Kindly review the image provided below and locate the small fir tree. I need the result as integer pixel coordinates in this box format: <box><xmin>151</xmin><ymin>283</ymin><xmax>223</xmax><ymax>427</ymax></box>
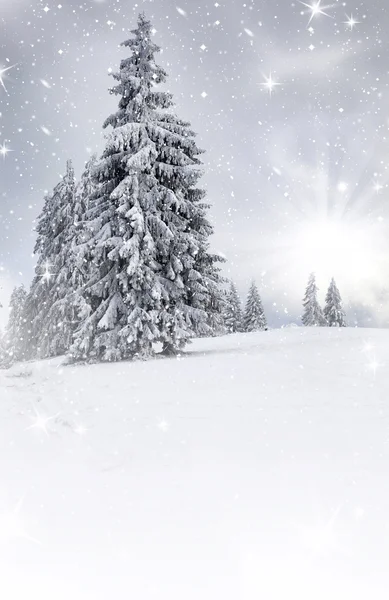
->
<box><xmin>224</xmin><ymin>281</ymin><xmax>243</xmax><ymax>333</ymax></box>
<box><xmin>0</xmin><ymin>329</ymin><xmax>10</xmax><ymax>369</ymax></box>
<box><xmin>324</xmin><ymin>278</ymin><xmax>346</xmax><ymax>327</ymax></box>
<box><xmin>302</xmin><ymin>273</ymin><xmax>327</xmax><ymax>326</ymax></box>
<box><xmin>70</xmin><ymin>14</ymin><xmax>224</xmax><ymax>362</ymax></box>
<box><xmin>6</xmin><ymin>284</ymin><xmax>28</xmax><ymax>361</ymax></box>
<box><xmin>243</xmin><ymin>281</ymin><xmax>267</xmax><ymax>332</ymax></box>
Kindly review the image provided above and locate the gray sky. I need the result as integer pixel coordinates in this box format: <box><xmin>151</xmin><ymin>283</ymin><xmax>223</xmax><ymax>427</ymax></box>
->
<box><xmin>1</xmin><ymin>0</ymin><xmax>389</xmax><ymax>327</ymax></box>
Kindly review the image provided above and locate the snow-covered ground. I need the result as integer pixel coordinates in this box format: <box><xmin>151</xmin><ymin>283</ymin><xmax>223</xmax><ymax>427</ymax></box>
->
<box><xmin>1</xmin><ymin>327</ymin><xmax>389</xmax><ymax>599</ymax></box>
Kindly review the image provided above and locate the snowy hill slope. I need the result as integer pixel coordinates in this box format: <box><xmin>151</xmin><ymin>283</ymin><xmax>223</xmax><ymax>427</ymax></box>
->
<box><xmin>1</xmin><ymin>327</ymin><xmax>389</xmax><ymax>599</ymax></box>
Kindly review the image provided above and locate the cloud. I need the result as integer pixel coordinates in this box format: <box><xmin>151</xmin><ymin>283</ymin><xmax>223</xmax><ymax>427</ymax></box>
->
<box><xmin>268</xmin><ymin>44</ymin><xmax>365</xmax><ymax>82</ymax></box>
<box><xmin>1</xmin><ymin>0</ymin><xmax>30</xmax><ymax>14</ymax></box>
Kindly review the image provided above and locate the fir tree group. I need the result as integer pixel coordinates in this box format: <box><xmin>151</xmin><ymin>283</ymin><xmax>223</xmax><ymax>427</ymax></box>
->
<box><xmin>223</xmin><ymin>280</ymin><xmax>267</xmax><ymax>334</ymax></box>
<box><xmin>5</xmin><ymin>14</ymin><xmax>224</xmax><ymax>365</ymax></box>
<box><xmin>302</xmin><ymin>273</ymin><xmax>347</xmax><ymax>327</ymax></box>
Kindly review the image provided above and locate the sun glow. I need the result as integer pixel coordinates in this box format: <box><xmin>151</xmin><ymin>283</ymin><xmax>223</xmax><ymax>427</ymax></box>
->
<box><xmin>291</xmin><ymin>218</ymin><xmax>371</xmax><ymax>282</ymax></box>
<box><xmin>257</xmin><ymin>126</ymin><xmax>389</xmax><ymax>325</ymax></box>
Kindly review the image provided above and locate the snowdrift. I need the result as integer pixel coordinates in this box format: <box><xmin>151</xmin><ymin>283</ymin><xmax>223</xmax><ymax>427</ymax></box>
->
<box><xmin>1</xmin><ymin>327</ymin><xmax>388</xmax><ymax>599</ymax></box>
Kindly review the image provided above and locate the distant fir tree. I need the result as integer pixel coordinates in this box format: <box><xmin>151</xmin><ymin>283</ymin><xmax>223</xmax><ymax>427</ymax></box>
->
<box><xmin>243</xmin><ymin>281</ymin><xmax>267</xmax><ymax>332</ymax></box>
<box><xmin>302</xmin><ymin>273</ymin><xmax>327</xmax><ymax>326</ymax></box>
<box><xmin>25</xmin><ymin>160</ymin><xmax>79</xmax><ymax>358</ymax></box>
<box><xmin>70</xmin><ymin>14</ymin><xmax>224</xmax><ymax>362</ymax></box>
<box><xmin>324</xmin><ymin>278</ymin><xmax>346</xmax><ymax>327</ymax></box>
<box><xmin>224</xmin><ymin>281</ymin><xmax>243</xmax><ymax>333</ymax></box>
<box><xmin>6</xmin><ymin>284</ymin><xmax>28</xmax><ymax>361</ymax></box>
<box><xmin>0</xmin><ymin>329</ymin><xmax>10</xmax><ymax>369</ymax></box>
<box><xmin>0</xmin><ymin>291</ymin><xmax>8</xmax><ymax>367</ymax></box>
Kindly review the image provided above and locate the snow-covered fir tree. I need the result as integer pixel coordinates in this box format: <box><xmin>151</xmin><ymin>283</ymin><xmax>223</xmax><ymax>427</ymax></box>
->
<box><xmin>302</xmin><ymin>273</ymin><xmax>327</xmax><ymax>326</ymax></box>
<box><xmin>6</xmin><ymin>284</ymin><xmax>28</xmax><ymax>361</ymax></box>
<box><xmin>0</xmin><ymin>329</ymin><xmax>9</xmax><ymax>369</ymax></box>
<box><xmin>224</xmin><ymin>281</ymin><xmax>243</xmax><ymax>333</ymax></box>
<box><xmin>25</xmin><ymin>160</ymin><xmax>79</xmax><ymax>358</ymax></box>
<box><xmin>324</xmin><ymin>278</ymin><xmax>346</xmax><ymax>327</ymax></box>
<box><xmin>243</xmin><ymin>281</ymin><xmax>267</xmax><ymax>332</ymax></box>
<box><xmin>70</xmin><ymin>14</ymin><xmax>224</xmax><ymax>362</ymax></box>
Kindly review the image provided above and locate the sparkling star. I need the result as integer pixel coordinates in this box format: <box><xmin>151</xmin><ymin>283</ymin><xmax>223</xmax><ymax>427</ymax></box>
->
<box><xmin>157</xmin><ymin>419</ymin><xmax>169</xmax><ymax>432</ymax></box>
<box><xmin>344</xmin><ymin>14</ymin><xmax>360</xmax><ymax>30</ymax></box>
<box><xmin>261</xmin><ymin>73</ymin><xmax>282</xmax><ymax>96</ymax></box>
<box><xmin>373</xmin><ymin>182</ymin><xmax>383</xmax><ymax>193</ymax></box>
<box><xmin>362</xmin><ymin>342</ymin><xmax>374</xmax><ymax>354</ymax></box>
<box><xmin>297</xmin><ymin>505</ymin><xmax>343</xmax><ymax>556</ymax></box>
<box><xmin>74</xmin><ymin>424</ymin><xmax>88</xmax><ymax>435</ymax></box>
<box><xmin>337</xmin><ymin>181</ymin><xmax>348</xmax><ymax>192</ymax></box>
<box><xmin>354</xmin><ymin>507</ymin><xmax>365</xmax><ymax>520</ymax></box>
<box><xmin>26</xmin><ymin>408</ymin><xmax>59</xmax><ymax>435</ymax></box>
<box><xmin>300</xmin><ymin>1</ymin><xmax>333</xmax><ymax>25</ymax></box>
<box><xmin>0</xmin><ymin>64</ymin><xmax>16</xmax><ymax>93</ymax></box>
<box><xmin>0</xmin><ymin>142</ymin><xmax>12</xmax><ymax>159</ymax></box>
<box><xmin>0</xmin><ymin>499</ymin><xmax>40</xmax><ymax>545</ymax></box>
<box><xmin>367</xmin><ymin>358</ymin><xmax>380</xmax><ymax>379</ymax></box>
<box><xmin>41</xmin><ymin>260</ymin><xmax>53</xmax><ymax>283</ymax></box>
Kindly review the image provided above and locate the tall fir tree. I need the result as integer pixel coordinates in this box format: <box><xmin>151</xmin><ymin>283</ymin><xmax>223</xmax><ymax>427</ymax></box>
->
<box><xmin>25</xmin><ymin>160</ymin><xmax>78</xmax><ymax>358</ymax></box>
<box><xmin>324</xmin><ymin>278</ymin><xmax>346</xmax><ymax>327</ymax></box>
<box><xmin>70</xmin><ymin>14</ymin><xmax>224</xmax><ymax>362</ymax></box>
<box><xmin>302</xmin><ymin>273</ymin><xmax>327</xmax><ymax>326</ymax></box>
<box><xmin>224</xmin><ymin>281</ymin><xmax>243</xmax><ymax>333</ymax></box>
<box><xmin>243</xmin><ymin>281</ymin><xmax>267</xmax><ymax>332</ymax></box>
<box><xmin>6</xmin><ymin>284</ymin><xmax>28</xmax><ymax>361</ymax></box>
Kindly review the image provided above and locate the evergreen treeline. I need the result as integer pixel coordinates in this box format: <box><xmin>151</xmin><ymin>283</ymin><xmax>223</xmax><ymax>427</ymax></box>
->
<box><xmin>1</xmin><ymin>263</ymin><xmax>349</xmax><ymax>365</ymax></box>
<box><xmin>0</xmin><ymin>266</ymin><xmax>349</xmax><ymax>366</ymax></box>
<box><xmin>223</xmin><ymin>280</ymin><xmax>267</xmax><ymax>334</ymax></box>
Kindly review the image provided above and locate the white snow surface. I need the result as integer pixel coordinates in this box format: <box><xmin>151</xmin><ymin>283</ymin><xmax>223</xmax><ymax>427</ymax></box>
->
<box><xmin>1</xmin><ymin>327</ymin><xmax>389</xmax><ymax>599</ymax></box>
